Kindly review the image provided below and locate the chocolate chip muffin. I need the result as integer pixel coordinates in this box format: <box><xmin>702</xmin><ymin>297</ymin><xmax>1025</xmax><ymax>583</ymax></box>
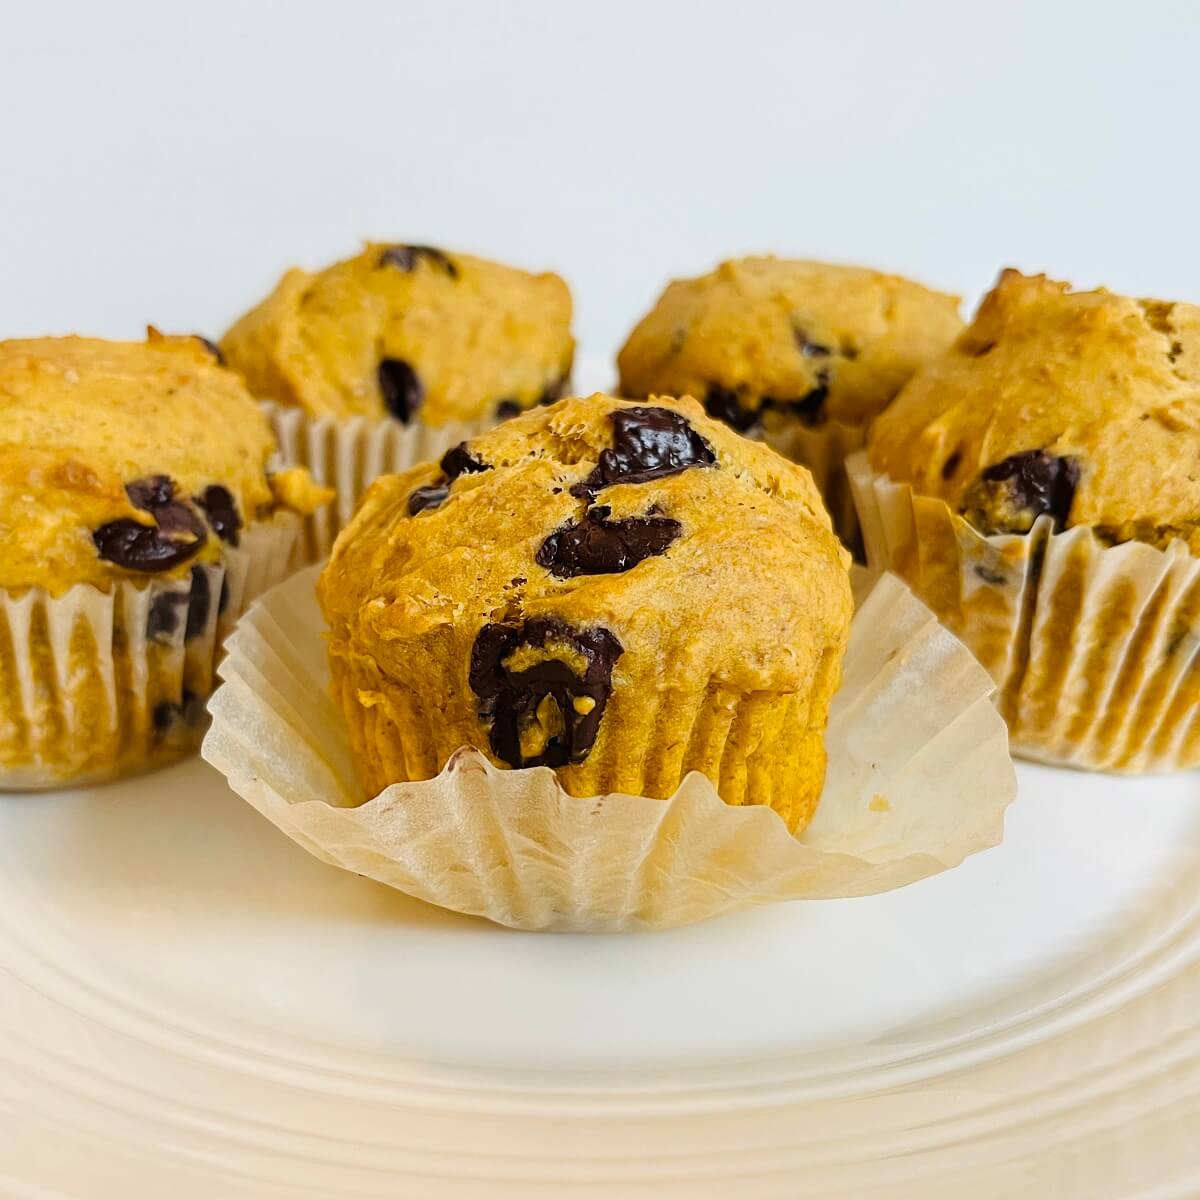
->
<box><xmin>870</xmin><ymin>269</ymin><xmax>1200</xmax><ymax>547</ymax></box>
<box><xmin>319</xmin><ymin>394</ymin><xmax>852</xmax><ymax>833</ymax></box>
<box><xmin>0</xmin><ymin>332</ymin><xmax>327</xmax><ymax>787</ymax></box>
<box><xmin>221</xmin><ymin>242</ymin><xmax>574</xmax><ymax>560</ymax></box>
<box><xmin>855</xmin><ymin>269</ymin><xmax>1200</xmax><ymax>770</ymax></box>
<box><xmin>617</xmin><ymin>257</ymin><xmax>962</xmax><ymax>546</ymax></box>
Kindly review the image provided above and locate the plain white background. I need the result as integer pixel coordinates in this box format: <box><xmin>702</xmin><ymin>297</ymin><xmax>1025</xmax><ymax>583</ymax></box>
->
<box><xmin>4</xmin><ymin>0</ymin><xmax>1199</xmax><ymax>363</ymax></box>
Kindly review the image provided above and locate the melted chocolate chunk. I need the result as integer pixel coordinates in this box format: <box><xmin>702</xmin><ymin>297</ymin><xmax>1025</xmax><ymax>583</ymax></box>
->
<box><xmin>705</xmin><ymin>366</ymin><xmax>832</xmax><ymax>432</ymax></box>
<box><xmin>378</xmin><ymin>358</ymin><xmax>423</xmax><ymax>423</ymax></box>
<box><xmin>408</xmin><ymin>442</ymin><xmax>491</xmax><ymax>515</ymax></box>
<box><xmin>574</xmin><ymin>406</ymin><xmax>716</xmax><ymax>497</ymax></box>
<box><xmin>439</xmin><ymin>442</ymin><xmax>488</xmax><ymax>479</ymax></box>
<box><xmin>979</xmin><ymin>451</ymin><xmax>1080</xmax><ymax>530</ymax></box>
<box><xmin>195</xmin><ymin>484</ymin><xmax>241</xmax><ymax>546</ymax></box>
<box><xmin>469</xmin><ymin>618</ymin><xmax>623</xmax><ymax>769</ymax></box>
<box><xmin>704</xmin><ymin>385</ymin><xmax>758</xmax><ymax>433</ymax></box>
<box><xmin>193</xmin><ymin>335</ymin><xmax>226</xmax><ymax>366</ymax></box>
<box><xmin>408</xmin><ymin>483</ymin><xmax>450</xmax><ymax>515</ymax></box>
<box><xmin>495</xmin><ymin>398</ymin><xmax>523</xmax><ymax>420</ymax></box>
<box><xmin>126</xmin><ymin>475</ymin><xmax>175</xmax><ymax>511</ymax></box>
<box><xmin>94</xmin><ymin>476</ymin><xmax>208</xmax><ymax>572</ymax></box>
<box><xmin>536</xmin><ymin>506</ymin><xmax>681</xmax><ymax>579</ymax></box>
<box><xmin>377</xmin><ymin>244</ymin><xmax>459</xmax><ymax>278</ymax></box>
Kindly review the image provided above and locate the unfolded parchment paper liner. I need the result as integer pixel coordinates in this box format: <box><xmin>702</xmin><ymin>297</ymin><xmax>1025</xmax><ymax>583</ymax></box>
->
<box><xmin>263</xmin><ymin>402</ymin><xmax>499</xmax><ymax>564</ymax></box>
<box><xmin>202</xmin><ymin>565</ymin><xmax>1015</xmax><ymax>932</ymax></box>
<box><xmin>0</xmin><ymin>515</ymin><xmax>299</xmax><ymax>790</ymax></box>
<box><xmin>763</xmin><ymin>417</ymin><xmax>867</xmax><ymax>550</ymax></box>
<box><xmin>848</xmin><ymin>450</ymin><xmax>1200</xmax><ymax>772</ymax></box>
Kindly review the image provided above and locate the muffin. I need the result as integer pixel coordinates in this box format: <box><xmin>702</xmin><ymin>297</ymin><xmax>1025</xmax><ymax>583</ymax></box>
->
<box><xmin>221</xmin><ymin>242</ymin><xmax>575</xmax><ymax>559</ymax></box>
<box><xmin>0</xmin><ymin>331</ymin><xmax>328</xmax><ymax>788</ymax></box>
<box><xmin>854</xmin><ymin>268</ymin><xmax>1200</xmax><ymax>770</ymax></box>
<box><xmin>617</xmin><ymin>256</ymin><xmax>963</xmax><ymax>545</ymax></box>
<box><xmin>318</xmin><ymin>393</ymin><xmax>852</xmax><ymax>833</ymax></box>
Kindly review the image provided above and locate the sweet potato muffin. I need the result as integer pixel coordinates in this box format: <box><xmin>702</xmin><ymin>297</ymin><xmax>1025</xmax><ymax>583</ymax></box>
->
<box><xmin>856</xmin><ymin>269</ymin><xmax>1200</xmax><ymax>771</ymax></box>
<box><xmin>0</xmin><ymin>331</ymin><xmax>326</xmax><ymax>786</ymax></box>
<box><xmin>617</xmin><ymin>257</ymin><xmax>962</xmax><ymax>543</ymax></box>
<box><xmin>319</xmin><ymin>393</ymin><xmax>852</xmax><ymax>832</ymax></box>
<box><xmin>222</xmin><ymin>242</ymin><xmax>575</xmax><ymax>426</ymax></box>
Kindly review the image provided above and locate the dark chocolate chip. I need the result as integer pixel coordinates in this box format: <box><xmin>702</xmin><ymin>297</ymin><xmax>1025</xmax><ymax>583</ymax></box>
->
<box><xmin>185</xmin><ymin>567</ymin><xmax>212</xmax><ymax>640</ymax></box>
<box><xmin>706</xmin><ymin>366</ymin><xmax>831</xmax><ymax>432</ymax></box>
<box><xmin>147</xmin><ymin>589</ymin><xmax>189</xmax><ymax>640</ymax></box>
<box><xmin>495</xmin><ymin>398</ymin><xmax>523</xmax><ymax>420</ymax></box>
<box><xmin>536</xmin><ymin>506</ymin><xmax>681</xmax><ymax>579</ymax></box>
<box><xmin>777</xmin><ymin>369</ymin><xmax>830</xmax><ymax>427</ymax></box>
<box><xmin>704</xmin><ymin>385</ymin><xmax>759</xmax><ymax>433</ymax></box>
<box><xmin>408</xmin><ymin>483</ymin><xmax>450</xmax><ymax>515</ymax></box>
<box><xmin>378</xmin><ymin>358</ymin><xmax>423</xmax><ymax>423</ymax></box>
<box><xmin>193</xmin><ymin>335</ymin><xmax>226</xmax><ymax>366</ymax></box>
<box><xmin>574</xmin><ymin>406</ymin><xmax>716</xmax><ymax>497</ymax></box>
<box><xmin>980</xmin><ymin>451</ymin><xmax>1080</xmax><ymax>530</ymax></box>
<box><xmin>195</xmin><ymin>484</ymin><xmax>241</xmax><ymax>546</ymax></box>
<box><xmin>94</xmin><ymin>516</ymin><xmax>206</xmax><ymax>572</ymax></box>
<box><xmin>126</xmin><ymin>475</ymin><xmax>176</xmax><ymax>511</ymax></box>
<box><xmin>469</xmin><ymin>617</ymin><xmax>623</xmax><ymax>769</ymax></box>
<box><xmin>95</xmin><ymin>479</ymin><xmax>208</xmax><ymax>573</ymax></box>
<box><xmin>439</xmin><ymin>443</ymin><xmax>489</xmax><ymax>479</ymax></box>
<box><xmin>377</xmin><ymin>244</ymin><xmax>459</xmax><ymax>278</ymax></box>
<box><xmin>408</xmin><ymin>442</ymin><xmax>491</xmax><ymax>514</ymax></box>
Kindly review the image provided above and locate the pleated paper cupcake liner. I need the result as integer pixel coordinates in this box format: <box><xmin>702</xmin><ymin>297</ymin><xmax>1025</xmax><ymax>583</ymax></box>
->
<box><xmin>848</xmin><ymin>450</ymin><xmax>1200</xmax><ymax>772</ymax></box>
<box><xmin>0</xmin><ymin>514</ymin><xmax>299</xmax><ymax>790</ymax></box>
<box><xmin>262</xmin><ymin>402</ymin><xmax>501</xmax><ymax>564</ymax></box>
<box><xmin>201</xmin><ymin>565</ymin><xmax>1015</xmax><ymax>932</ymax></box>
<box><xmin>762</xmin><ymin>418</ymin><xmax>867</xmax><ymax>551</ymax></box>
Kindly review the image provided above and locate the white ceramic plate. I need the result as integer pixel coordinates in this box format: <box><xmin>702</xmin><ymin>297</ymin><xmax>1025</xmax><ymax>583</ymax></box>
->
<box><xmin>0</xmin><ymin>755</ymin><xmax>1198</xmax><ymax>1198</ymax></box>
<box><xmin>2</xmin><ymin>365</ymin><xmax>1199</xmax><ymax>1195</ymax></box>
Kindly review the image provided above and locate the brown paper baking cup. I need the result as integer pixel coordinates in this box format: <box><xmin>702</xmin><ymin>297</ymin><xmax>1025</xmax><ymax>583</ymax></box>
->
<box><xmin>848</xmin><ymin>450</ymin><xmax>1200</xmax><ymax>772</ymax></box>
<box><xmin>0</xmin><ymin>515</ymin><xmax>299</xmax><ymax>790</ymax></box>
<box><xmin>762</xmin><ymin>418</ymin><xmax>867</xmax><ymax>549</ymax></box>
<box><xmin>201</xmin><ymin>565</ymin><xmax>1015</xmax><ymax>932</ymax></box>
<box><xmin>262</xmin><ymin>402</ymin><xmax>500</xmax><ymax>563</ymax></box>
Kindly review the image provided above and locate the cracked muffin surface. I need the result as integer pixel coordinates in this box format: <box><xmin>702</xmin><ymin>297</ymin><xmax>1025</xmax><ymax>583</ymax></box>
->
<box><xmin>868</xmin><ymin>269</ymin><xmax>1200</xmax><ymax>549</ymax></box>
<box><xmin>0</xmin><ymin>331</ymin><xmax>326</xmax><ymax>594</ymax></box>
<box><xmin>220</xmin><ymin>242</ymin><xmax>575</xmax><ymax>426</ymax></box>
<box><xmin>617</xmin><ymin>257</ymin><xmax>962</xmax><ymax>433</ymax></box>
<box><xmin>319</xmin><ymin>393</ymin><xmax>852</xmax><ymax>832</ymax></box>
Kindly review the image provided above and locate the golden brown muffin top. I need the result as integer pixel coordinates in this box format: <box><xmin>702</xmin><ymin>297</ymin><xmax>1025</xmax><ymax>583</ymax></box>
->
<box><xmin>617</xmin><ymin>256</ymin><xmax>962</xmax><ymax>432</ymax></box>
<box><xmin>0</xmin><ymin>332</ymin><xmax>327</xmax><ymax>594</ymax></box>
<box><xmin>319</xmin><ymin>393</ymin><xmax>851</xmax><ymax>770</ymax></box>
<box><xmin>220</xmin><ymin>242</ymin><xmax>575</xmax><ymax>426</ymax></box>
<box><xmin>868</xmin><ymin>269</ymin><xmax>1200</xmax><ymax>548</ymax></box>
